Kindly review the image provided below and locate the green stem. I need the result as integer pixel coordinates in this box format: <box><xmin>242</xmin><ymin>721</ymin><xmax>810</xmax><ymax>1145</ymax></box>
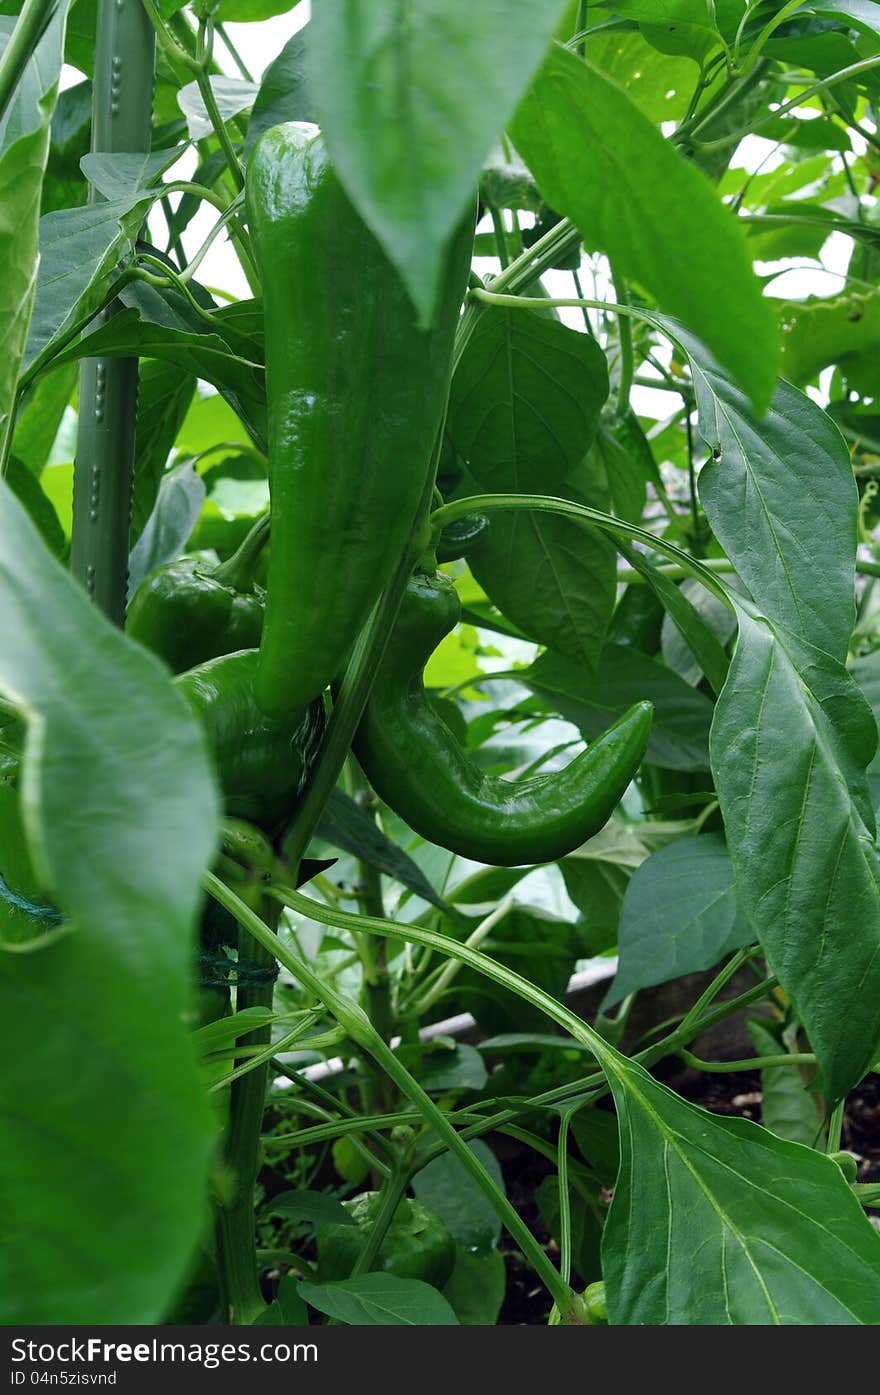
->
<box><xmin>194</xmin><ymin>61</ymin><xmax>244</xmax><ymax>193</ymax></box>
<box><xmin>609</xmin><ymin>263</ymin><xmax>633</xmax><ymax>416</ymax></box>
<box><xmin>679</xmin><ymin>1050</ymin><xmax>815</xmax><ymax>1073</ymax></box>
<box><xmin>348</xmin><ymin>1168</ymin><xmax>409</xmax><ymax>1279</ymax></box>
<box><xmin>0</xmin><ymin>0</ymin><xmax>56</xmax><ymax>123</ymax></box>
<box><xmin>214</xmin><ymin>888</ymin><xmax>279</xmax><ymax>1325</ymax></box>
<box><xmin>205</xmin><ymin>873</ymin><xmax>578</xmax><ymax>1317</ymax></box>
<box><xmin>489</xmin><ymin>205</ymin><xmax>510</xmax><ymax>267</ymax></box>
<box><xmin>214</xmin><ymin>512</ymin><xmax>269</xmax><ymax>590</ymax></box>
<box><xmin>430</xmin><ymin>491</ymin><xmax>734</xmax><ymax>609</ymax></box>
<box><xmin>826</xmin><ymin>1099</ymin><xmax>845</xmax><ymax>1154</ymax></box>
<box><xmin>216</xmin><ymin>20</ymin><xmax>254</xmax><ymax>82</ymax></box>
<box><xmin>691</xmin><ymin>55</ymin><xmax>880</xmax><ymax>153</ymax></box>
<box><xmin>71</xmin><ymin>0</ymin><xmax>156</xmax><ymax>625</ymax></box>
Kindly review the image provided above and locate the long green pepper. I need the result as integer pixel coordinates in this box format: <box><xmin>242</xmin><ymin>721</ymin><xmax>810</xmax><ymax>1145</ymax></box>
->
<box><xmin>245</xmin><ymin>122</ymin><xmax>474</xmax><ymax>717</ymax></box>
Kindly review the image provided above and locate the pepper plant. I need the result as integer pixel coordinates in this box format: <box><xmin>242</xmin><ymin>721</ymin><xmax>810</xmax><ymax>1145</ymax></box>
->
<box><xmin>2</xmin><ymin>0</ymin><xmax>880</xmax><ymax>1329</ymax></box>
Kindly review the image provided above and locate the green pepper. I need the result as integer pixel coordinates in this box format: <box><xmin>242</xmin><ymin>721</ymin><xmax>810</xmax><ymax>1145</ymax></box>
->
<box><xmin>434</xmin><ymin>512</ymin><xmax>490</xmax><ymax>564</ymax></box>
<box><xmin>353</xmin><ymin>571</ymin><xmax>653</xmax><ymax>866</ymax></box>
<box><xmin>245</xmin><ymin>122</ymin><xmax>474</xmax><ymax>717</ymax></box>
<box><xmin>174</xmin><ymin>650</ymin><xmax>324</xmax><ymax>830</ymax></box>
<box><xmin>126</xmin><ymin>515</ymin><xmax>268</xmax><ymax>673</ymax></box>
<box><xmin>316</xmin><ymin>1192</ymin><xmax>456</xmax><ymax>1289</ymax></box>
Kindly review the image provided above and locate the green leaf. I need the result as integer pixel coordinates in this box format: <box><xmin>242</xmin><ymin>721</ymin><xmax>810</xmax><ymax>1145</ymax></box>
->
<box><xmin>308</xmin><ymin>0</ymin><xmax>566</xmax><ymax>323</ymax></box>
<box><xmin>448</xmin><ymin>308</ymin><xmax>615</xmax><ymax>670</ymax></box>
<box><xmin>603</xmin><ymin>834</ymin><xmax>752</xmax><ymax>1008</ymax></box>
<box><xmin>527</xmin><ymin>643</ymin><xmax>714</xmax><ymax>772</ymax></box>
<box><xmin>778</xmin><ymin>288</ymin><xmax>880</xmax><ymax>387</ymax></box>
<box><xmin>413</xmin><ymin>1140</ymin><xmax>505</xmax><ymax>1251</ymax></box>
<box><xmin>3</xmin><ymin>456</ymin><xmax>65</xmax><ymax>558</ymax></box>
<box><xmin>316</xmin><ymin>788</ymin><xmax>452</xmax><ymax>914</ymax></box>
<box><xmin>80</xmin><ymin>149</ymin><xmax>181</xmax><ymax>201</ymax></box>
<box><xmin>131</xmin><ymin>360</ymin><xmax>197</xmax><ymax>541</ymax></box>
<box><xmin>618</xmin><ymin>543</ymin><xmax>730</xmax><ymax>695</ymax></box>
<box><xmin>24</xmin><ymin>194</ymin><xmax>154</xmax><ymax>378</ymax></box>
<box><xmin>266</xmin><ymin>1191</ymin><xmax>357</xmax><ymax>1228</ymax></box>
<box><xmin>535</xmin><ymin>1168</ymin><xmax>603</xmax><ymax>1284</ymax></box>
<box><xmin>218</xmin><ymin>0</ymin><xmax>304</xmax><ymax>19</ymax></box>
<box><xmin>748</xmin><ymin>1019</ymin><xmax>822</xmax><ymax>1148</ymax></box>
<box><xmin>510</xmin><ymin>44</ymin><xmax>778</xmax><ymax>411</ymax></box>
<box><xmin>602</xmin><ymin>1054</ymin><xmax>880</xmax><ymax>1323</ymax></box>
<box><xmin>0</xmin><ymin>482</ymin><xmax>219</xmax><ymax>1322</ymax></box>
<box><xmin>11</xmin><ymin>362</ymin><xmax>76</xmax><ymax>475</ymax></box>
<box><xmin>591</xmin><ymin>0</ymin><xmax>741</xmax><ymax>59</ymax></box>
<box><xmin>660</xmin><ymin>576</ymin><xmax>736</xmax><ymax>689</ymax></box>
<box><xmin>712</xmin><ymin>606</ymin><xmax>880</xmax><ymax>1102</ymax></box>
<box><xmin>127</xmin><ymin>461</ymin><xmax>206</xmax><ymax>602</ymax></box>
<box><xmin>298</xmin><ymin>1274</ymin><xmax>458</xmax><ymax>1326</ymax></box>
<box><xmin>245</xmin><ymin>28</ymin><xmax>312</xmax><ymax>157</ymax></box>
<box><xmin>677</xmin><ymin>326</ymin><xmax>858</xmax><ymax>666</ymax></box>
<box><xmin>442</xmin><ymin>1244</ymin><xmax>506</xmax><ymax>1325</ymax></box>
<box><xmin>41</xmin><ymin>77</ymin><xmax>90</xmax><ymax>215</ymax></box>
<box><xmin>585</xmin><ymin>30</ymin><xmax>701</xmax><ymax>122</ymax></box>
<box><xmin>0</xmin><ymin>3</ymin><xmax>70</xmax><ymax>446</ymax></box>
<box><xmin>178</xmin><ymin>76</ymin><xmax>259</xmax><ymax>141</ymax></box>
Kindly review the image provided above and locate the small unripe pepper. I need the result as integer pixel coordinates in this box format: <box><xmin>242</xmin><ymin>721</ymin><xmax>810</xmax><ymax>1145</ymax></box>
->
<box><xmin>126</xmin><ymin>515</ymin><xmax>268</xmax><ymax>673</ymax></box>
<box><xmin>354</xmin><ymin>571</ymin><xmax>653</xmax><ymax>866</ymax></box>
<box><xmin>174</xmin><ymin>649</ymin><xmax>324</xmax><ymax>831</ymax></box>
<box><xmin>245</xmin><ymin>122</ymin><xmax>474</xmax><ymax>717</ymax></box>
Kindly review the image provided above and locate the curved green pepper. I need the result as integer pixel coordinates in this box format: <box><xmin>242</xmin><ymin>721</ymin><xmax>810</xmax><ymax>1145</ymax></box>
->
<box><xmin>354</xmin><ymin>571</ymin><xmax>653</xmax><ymax>866</ymax></box>
<box><xmin>126</xmin><ymin>515</ymin><xmax>268</xmax><ymax>673</ymax></box>
<box><xmin>245</xmin><ymin>122</ymin><xmax>474</xmax><ymax>717</ymax></box>
<box><xmin>174</xmin><ymin>650</ymin><xmax>324</xmax><ymax>830</ymax></box>
<box><xmin>316</xmin><ymin>1192</ymin><xmax>456</xmax><ymax>1289</ymax></box>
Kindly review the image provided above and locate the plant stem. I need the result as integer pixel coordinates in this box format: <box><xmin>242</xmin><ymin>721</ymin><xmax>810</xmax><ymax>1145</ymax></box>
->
<box><xmin>430</xmin><ymin>490</ymin><xmax>734</xmax><ymax>609</ymax></box>
<box><xmin>70</xmin><ymin>0</ymin><xmax>156</xmax><ymax>624</ymax></box>
<box><xmin>213</xmin><ymin>886</ymin><xmax>279</xmax><ymax>1325</ymax></box>
<box><xmin>205</xmin><ymin>873</ymin><xmax>579</xmax><ymax>1317</ymax></box>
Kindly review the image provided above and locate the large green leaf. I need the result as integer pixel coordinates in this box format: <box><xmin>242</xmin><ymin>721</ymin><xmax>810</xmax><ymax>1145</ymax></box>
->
<box><xmin>23</xmin><ymin>194</ymin><xmax>154</xmax><ymax>378</ymax></box>
<box><xmin>510</xmin><ymin>44</ymin><xmax>778</xmax><ymax>412</ymax></box>
<box><xmin>663</xmin><ymin>321</ymin><xmax>858</xmax><ymax>666</ymax></box>
<box><xmin>308</xmin><ymin>0</ymin><xmax>567</xmax><ymax>323</ymax></box>
<box><xmin>447</xmin><ymin>308</ymin><xmax>615</xmax><ymax>670</ymax></box>
<box><xmin>711</xmin><ymin>606</ymin><xmax>880</xmax><ymax>1102</ymax></box>
<box><xmin>244</xmin><ymin>28</ymin><xmax>312</xmax><ymax>157</ymax></box>
<box><xmin>603</xmin><ymin>1054</ymin><xmax>880</xmax><ymax>1323</ymax></box>
<box><xmin>0</xmin><ymin>484</ymin><xmax>219</xmax><ymax>1322</ymax></box>
<box><xmin>0</xmin><ymin>2</ymin><xmax>70</xmax><ymax>446</ymax></box>
<box><xmin>298</xmin><ymin>1274</ymin><xmax>458</xmax><ymax>1325</ymax></box>
<box><xmin>603</xmin><ymin>833</ymin><xmax>752</xmax><ymax>1008</ymax></box>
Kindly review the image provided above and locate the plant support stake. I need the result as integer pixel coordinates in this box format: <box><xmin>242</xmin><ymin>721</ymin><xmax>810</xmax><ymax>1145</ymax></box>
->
<box><xmin>70</xmin><ymin>0</ymin><xmax>155</xmax><ymax>624</ymax></box>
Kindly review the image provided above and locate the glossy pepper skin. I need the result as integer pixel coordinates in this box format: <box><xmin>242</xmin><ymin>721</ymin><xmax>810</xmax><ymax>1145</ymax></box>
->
<box><xmin>316</xmin><ymin>1193</ymin><xmax>455</xmax><ymax>1288</ymax></box>
<box><xmin>126</xmin><ymin>516</ymin><xmax>268</xmax><ymax>673</ymax></box>
<box><xmin>246</xmin><ymin>122</ymin><xmax>474</xmax><ymax>717</ymax></box>
<box><xmin>174</xmin><ymin>650</ymin><xmax>324</xmax><ymax>830</ymax></box>
<box><xmin>354</xmin><ymin>572</ymin><xmax>653</xmax><ymax>866</ymax></box>
<box><xmin>434</xmin><ymin>512</ymin><xmax>489</xmax><ymax>564</ymax></box>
